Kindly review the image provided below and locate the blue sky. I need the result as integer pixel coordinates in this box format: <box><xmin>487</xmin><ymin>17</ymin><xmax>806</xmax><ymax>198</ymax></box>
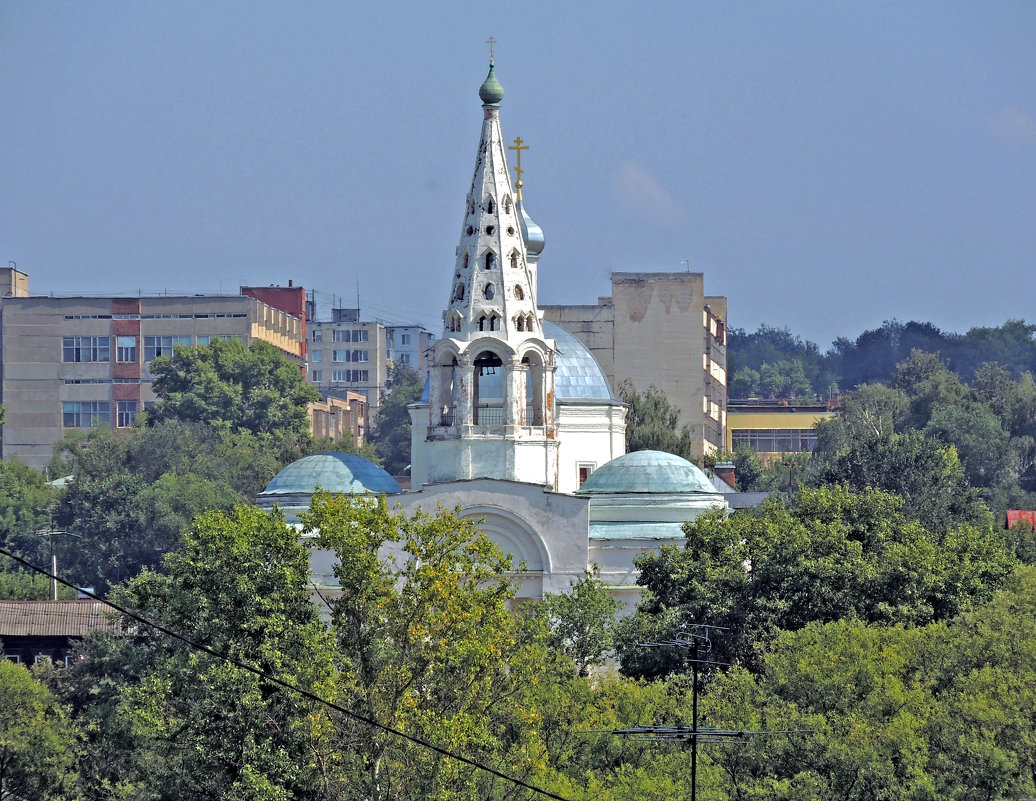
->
<box><xmin>1</xmin><ymin>2</ymin><xmax>1033</xmax><ymax>347</ymax></box>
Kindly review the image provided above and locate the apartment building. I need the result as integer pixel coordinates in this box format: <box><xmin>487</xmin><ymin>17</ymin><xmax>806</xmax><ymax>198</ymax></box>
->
<box><xmin>306</xmin><ymin>306</ymin><xmax>435</xmax><ymax>413</ymax></box>
<box><xmin>0</xmin><ymin>268</ymin><xmax>305</xmax><ymax>469</ymax></box>
<box><xmin>542</xmin><ymin>272</ymin><xmax>728</xmax><ymax>460</ymax></box>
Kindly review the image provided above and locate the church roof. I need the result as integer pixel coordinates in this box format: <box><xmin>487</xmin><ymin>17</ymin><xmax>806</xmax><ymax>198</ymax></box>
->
<box><xmin>260</xmin><ymin>452</ymin><xmax>401</xmax><ymax>497</ymax></box>
<box><xmin>579</xmin><ymin>450</ymin><xmax>716</xmax><ymax>494</ymax></box>
<box><xmin>544</xmin><ymin>321</ymin><xmax>616</xmax><ymax>401</ymax></box>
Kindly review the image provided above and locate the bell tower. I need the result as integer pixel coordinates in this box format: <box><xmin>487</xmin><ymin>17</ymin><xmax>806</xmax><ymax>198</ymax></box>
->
<box><xmin>414</xmin><ymin>58</ymin><xmax>560</xmax><ymax>490</ymax></box>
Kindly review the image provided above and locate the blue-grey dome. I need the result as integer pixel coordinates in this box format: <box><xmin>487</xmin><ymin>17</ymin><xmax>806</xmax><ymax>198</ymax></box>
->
<box><xmin>261</xmin><ymin>452</ymin><xmax>402</xmax><ymax>497</ymax></box>
<box><xmin>544</xmin><ymin>321</ymin><xmax>615</xmax><ymax>402</ymax></box>
<box><xmin>579</xmin><ymin>450</ymin><xmax>716</xmax><ymax>494</ymax></box>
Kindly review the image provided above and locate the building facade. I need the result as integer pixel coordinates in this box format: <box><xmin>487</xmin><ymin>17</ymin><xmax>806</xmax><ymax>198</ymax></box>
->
<box><xmin>0</xmin><ymin>270</ymin><xmax>306</xmax><ymax>468</ymax></box>
<box><xmin>305</xmin><ymin>308</ymin><xmax>435</xmax><ymax>414</ymax></box>
<box><xmin>542</xmin><ymin>272</ymin><xmax>728</xmax><ymax>460</ymax></box>
<box><xmin>725</xmin><ymin>398</ymin><xmax>833</xmax><ymax>461</ymax></box>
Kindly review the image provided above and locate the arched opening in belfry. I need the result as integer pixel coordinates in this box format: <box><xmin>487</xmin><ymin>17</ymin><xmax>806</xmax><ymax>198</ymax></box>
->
<box><xmin>472</xmin><ymin>350</ymin><xmax>504</xmax><ymax>426</ymax></box>
<box><xmin>510</xmin><ymin>250</ymin><xmax>519</xmax><ymax>269</ymax></box>
<box><xmin>522</xmin><ymin>351</ymin><xmax>546</xmax><ymax>426</ymax></box>
<box><xmin>461</xmin><ymin>250</ymin><xmax>469</xmax><ymax>270</ymax></box>
<box><xmin>486</xmin><ymin>197</ymin><xmax>495</xmax><ymax>215</ymax></box>
<box><xmin>484</xmin><ymin>251</ymin><xmax>495</xmax><ymax>271</ymax></box>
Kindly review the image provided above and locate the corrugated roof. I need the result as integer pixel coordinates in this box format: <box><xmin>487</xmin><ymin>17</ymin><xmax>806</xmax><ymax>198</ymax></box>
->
<box><xmin>0</xmin><ymin>600</ymin><xmax>120</xmax><ymax>637</ymax></box>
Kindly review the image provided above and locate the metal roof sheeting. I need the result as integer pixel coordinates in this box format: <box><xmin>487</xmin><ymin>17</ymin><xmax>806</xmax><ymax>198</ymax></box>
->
<box><xmin>0</xmin><ymin>600</ymin><xmax>120</xmax><ymax>638</ymax></box>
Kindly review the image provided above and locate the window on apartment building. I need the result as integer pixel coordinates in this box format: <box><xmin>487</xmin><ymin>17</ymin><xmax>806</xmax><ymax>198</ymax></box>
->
<box><xmin>116</xmin><ymin>401</ymin><xmax>138</xmax><ymax>427</ymax></box>
<box><xmin>400</xmin><ymin>333</ymin><xmax>411</xmax><ymax>345</ymax></box>
<box><xmin>63</xmin><ymin>336</ymin><xmax>110</xmax><ymax>363</ymax></box>
<box><xmin>116</xmin><ymin>336</ymin><xmax>137</xmax><ymax>362</ymax></box>
<box><xmin>197</xmin><ymin>335</ymin><xmax>210</xmax><ymax>346</ymax></box>
<box><xmin>144</xmin><ymin>336</ymin><xmax>192</xmax><ymax>361</ymax></box>
<box><xmin>399</xmin><ymin>353</ymin><xmax>410</xmax><ymax>364</ymax></box>
<box><xmin>333</xmin><ymin>329</ymin><xmax>369</xmax><ymax>343</ymax></box>
<box><xmin>311</xmin><ymin>350</ymin><xmax>322</xmax><ymax>362</ymax></box>
<box><xmin>730</xmin><ymin>428</ymin><xmax>818</xmax><ymax>454</ymax></box>
<box><xmin>62</xmin><ymin>401</ymin><xmax>111</xmax><ymax>428</ymax></box>
<box><xmin>313</xmin><ymin>329</ymin><xmax>323</xmax><ymax>342</ymax></box>
<box><xmin>332</xmin><ymin>350</ymin><xmax>349</xmax><ymax>362</ymax></box>
<box><xmin>332</xmin><ymin>369</ymin><xmax>369</xmax><ymax>383</ymax></box>
<box><xmin>311</xmin><ymin>369</ymin><xmax>322</xmax><ymax>382</ymax></box>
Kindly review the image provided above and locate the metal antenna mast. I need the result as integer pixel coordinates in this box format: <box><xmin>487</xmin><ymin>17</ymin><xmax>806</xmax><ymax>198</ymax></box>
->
<box><xmin>598</xmin><ymin>625</ymin><xmax>811</xmax><ymax>801</ymax></box>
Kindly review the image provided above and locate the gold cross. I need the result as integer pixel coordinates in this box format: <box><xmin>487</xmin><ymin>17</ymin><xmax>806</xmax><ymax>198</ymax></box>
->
<box><xmin>486</xmin><ymin>36</ymin><xmax>496</xmax><ymax>62</ymax></box>
<box><xmin>508</xmin><ymin>136</ymin><xmax>528</xmax><ymax>185</ymax></box>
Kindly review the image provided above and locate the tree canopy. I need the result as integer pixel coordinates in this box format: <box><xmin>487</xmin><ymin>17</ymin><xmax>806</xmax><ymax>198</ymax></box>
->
<box><xmin>618</xmin><ymin>380</ymin><xmax>696</xmax><ymax>461</ymax></box>
<box><xmin>148</xmin><ymin>338</ymin><xmax>320</xmax><ymax>443</ymax></box>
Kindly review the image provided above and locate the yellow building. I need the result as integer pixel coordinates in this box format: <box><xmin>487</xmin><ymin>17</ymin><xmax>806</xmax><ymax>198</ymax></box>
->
<box><xmin>726</xmin><ymin>399</ymin><xmax>833</xmax><ymax>461</ymax></box>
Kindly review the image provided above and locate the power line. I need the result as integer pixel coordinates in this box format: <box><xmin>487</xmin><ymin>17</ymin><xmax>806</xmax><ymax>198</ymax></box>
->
<box><xmin>0</xmin><ymin>546</ymin><xmax>576</xmax><ymax>801</ymax></box>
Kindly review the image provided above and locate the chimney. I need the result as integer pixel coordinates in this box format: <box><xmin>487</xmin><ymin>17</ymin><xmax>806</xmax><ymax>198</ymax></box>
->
<box><xmin>714</xmin><ymin>460</ymin><xmax>736</xmax><ymax>489</ymax></box>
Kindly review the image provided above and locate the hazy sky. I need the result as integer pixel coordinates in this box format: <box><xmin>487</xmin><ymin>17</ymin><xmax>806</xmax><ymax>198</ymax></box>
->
<box><xmin>2</xmin><ymin>2</ymin><xmax>1033</xmax><ymax>348</ymax></box>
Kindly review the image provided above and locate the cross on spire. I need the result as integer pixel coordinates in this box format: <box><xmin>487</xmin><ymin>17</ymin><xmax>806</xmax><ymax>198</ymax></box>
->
<box><xmin>486</xmin><ymin>35</ymin><xmax>496</xmax><ymax>63</ymax></box>
<box><xmin>508</xmin><ymin>136</ymin><xmax>528</xmax><ymax>187</ymax></box>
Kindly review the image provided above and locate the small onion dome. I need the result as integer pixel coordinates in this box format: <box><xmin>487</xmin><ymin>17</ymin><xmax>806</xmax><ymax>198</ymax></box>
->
<box><xmin>516</xmin><ymin>191</ymin><xmax>545</xmax><ymax>257</ymax></box>
<box><xmin>479</xmin><ymin>63</ymin><xmax>504</xmax><ymax>105</ymax></box>
<box><xmin>579</xmin><ymin>450</ymin><xmax>717</xmax><ymax>494</ymax></box>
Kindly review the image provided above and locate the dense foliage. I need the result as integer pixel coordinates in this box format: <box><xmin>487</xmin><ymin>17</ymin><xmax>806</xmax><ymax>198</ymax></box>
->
<box><xmin>618</xmin><ymin>380</ymin><xmax>696</xmax><ymax>460</ymax></box>
<box><xmin>370</xmin><ymin>362</ymin><xmax>423</xmax><ymax>476</ymax></box>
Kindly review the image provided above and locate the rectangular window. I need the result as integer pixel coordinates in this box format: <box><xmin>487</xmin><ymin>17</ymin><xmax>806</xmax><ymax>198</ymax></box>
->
<box><xmin>143</xmin><ymin>335</ymin><xmax>192</xmax><ymax>361</ymax></box>
<box><xmin>312</xmin><ymin>329</ymin><xmax>323</xmax><ymax>342</ymax></box>
<box><xmin>311</xmin><ymin>350</ymin><xmax>322</xmax><ymax>362</ymax></box>
<box><xmin>399</xmin><ymin>353</ymin><xmax>410</xmax><ymax>364</ymax></box>
<box><xmin>332</xmin><ymin>369</ymin><xmax>369</xmax><ymax>383</ymax></box>
<box><xmin>730</xmin><ymin>428</ymin><xmax>818</xmax><ymax>453</ymax></box>
<box><xmin>311</xmin><ymin>369</ymin><xmax>322</xmax><ymax>382</ymax></box>
<box><xmin>400</xmin><ymin>333</ymin><xmax>411</xmax><ymax>345</ymax></box>
<box><xmin>4</xmin><ymin>654</ymin><xmax>20</xmax><ymax>664</ymax></box>
<box><xmin>116</xmin><ymin>400</ymin><xmax>138</xmax><ymax>427</ymax></box>
<box><xmin>62</xmin><ymin>401</ymin><xmax>111</xmax><ymax>428</ymax></box>
<box><xmin>333</xmin><ymin>329</ymin><xmax>368</xmax><ymax>343</ymax></box>
<box><xmin>333</xmin><ymin>350</ymin><xmax>350</xmax><ymax>362</ymax></box>
<box><xmin>196</xmin><ymin>335</ymin><xmax>211</xmax><ymax>346</ymax></box>
<box><xmin>63</xmin><ymin>336</ymin><xmax>110</xmax><ymax>363</ymax></box>
<box><xmin>116</xmin><ymin>336</ymin><xmax>137</xmax><ymax>362</ymax></box>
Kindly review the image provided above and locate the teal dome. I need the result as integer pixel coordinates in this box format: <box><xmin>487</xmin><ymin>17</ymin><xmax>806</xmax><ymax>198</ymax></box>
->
<box><xmin>479</xmin><ymin>63</ymin><xmax>504</xmax><ymax>105</ymax></box>
<box><xmin>261</xmin><ymin>452</ymin><xmax>401</xmax><ymax>497</ymax></box>
<box><xmin>579</xmin><ymin>450</ymin><xmax>715</xmax><ymax>494</ymax></box>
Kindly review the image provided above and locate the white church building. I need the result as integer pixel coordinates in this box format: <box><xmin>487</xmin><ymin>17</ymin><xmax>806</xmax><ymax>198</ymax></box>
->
<box><xmin>258</xmin><ymin>61</ymin><xmax>728</xmax><ymax>608</ymax></box>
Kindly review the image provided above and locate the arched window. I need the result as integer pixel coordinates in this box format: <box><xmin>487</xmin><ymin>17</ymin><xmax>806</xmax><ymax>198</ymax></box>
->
<box><xmin>484</xmin><ymin>283</ymin><xmax>495</xmax><ymax>300</ymax></box>
<box><xmin>514</xmin><ymin>285</ymin><xmax>524</xmax><ymax>300</ymax></box>
<box><xmin>478</xmin><ymin>315</ymin><xmax>487</xmax><ymax>331</ymax></box>
<box><xmin>516</xmin><ymin>315</ymin><xmax>524</xmax><ymax>331</ymax></box>
<box><xmin>503</xmin><ymin>196</ymin><xmax>512</xmax><ymax>214</ymax></box>
<box><xmin>525</xmin><ymin>313</ymin><xmax>535</xmax><ymax>330</ymax></box>
<box><xmin>454</xmin><ymin>283</ymin><xmax>465</xmax><ymax>301</ymax></box>
<box><xmin>487</xmin><ymin>198</ymin><xmax>495</xmax><ymax>215</ymax></box>
<box><xmin>461</xmin><ymin>251</ymin><xmax>469</xmax><ymax>269</ymax></box>
<box><xmin>510</xmin><ymin>250</ymin><xmax>519</xmax><ymax>269</ymax></box>
<box><xmin>490</xmin><ymin>314</ymin><xmax>500</xmax><ymax>331</ymax></box>
<box><xmin>485</xmin><ymin>251</ymin><xmax>495</xmax><ymax>271</ymax></box>
<box><xmin>467</xmin><ymin>197</ymin><xmax>475</xmax><ymax>216</ymax></box>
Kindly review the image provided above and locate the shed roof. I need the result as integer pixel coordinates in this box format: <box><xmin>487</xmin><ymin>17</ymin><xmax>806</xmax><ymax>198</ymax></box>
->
<box><xmin>0</xmin><ymin>600</ymin><xmax>120</xmax><ymax>638</ymax></box>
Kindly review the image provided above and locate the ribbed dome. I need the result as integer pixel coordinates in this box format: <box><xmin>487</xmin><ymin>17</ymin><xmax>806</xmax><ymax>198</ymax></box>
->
<box><xmin>579</xmin><ymin>450</ymin><xmax>716</xmax><ymax>494</ymax></box>
<box><xmin>261</xmin><ymin>452</ymin><xmax>401</xmax><ymax>497</ymax></box>
<box><xmin>544</xmin><ymin>321</ymin><xmax>615</xmax><ymax>401</ymax></box>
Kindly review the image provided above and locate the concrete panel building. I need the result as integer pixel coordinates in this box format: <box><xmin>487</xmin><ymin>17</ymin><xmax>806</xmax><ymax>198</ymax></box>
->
<box><xmin>542</xmin><ymin>272</ymin><xmax>728</xmax><ymax>460</ymax></box>
<box><xmin>0</xmin><ymin>269</ymin><xmax>306</xmax><ymax>469</ymax></box>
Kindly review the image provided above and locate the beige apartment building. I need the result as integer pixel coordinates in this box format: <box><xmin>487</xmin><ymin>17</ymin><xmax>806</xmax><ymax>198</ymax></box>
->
<box><xmin>542</xmin><ymin>272</ymin><xmax>727</xmax><ymax>459</ymax></box>
<box><xmin>0</xmin><ymin>267</ymin><xmax>306</xmax><ymax>469</ymax></box>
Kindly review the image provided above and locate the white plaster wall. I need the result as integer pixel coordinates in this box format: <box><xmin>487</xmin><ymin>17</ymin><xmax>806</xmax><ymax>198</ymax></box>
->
<box><xmin>555</xmin><ymin>402</ymin><xmax>626</xmax><ymax>494</ymax></box>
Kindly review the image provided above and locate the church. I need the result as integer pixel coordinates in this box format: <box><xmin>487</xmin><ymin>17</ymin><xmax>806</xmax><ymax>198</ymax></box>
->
<box><xmin>258</xmin><ymin>60</ymin><xmax>728</xmax><ymax>608</ymax></box>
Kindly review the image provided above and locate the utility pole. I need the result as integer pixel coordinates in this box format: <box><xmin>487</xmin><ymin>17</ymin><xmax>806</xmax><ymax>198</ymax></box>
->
<box><xmin>598</xmin><ymin>625</ymin><xmax>811</xmax><ymax>801</ymax></box>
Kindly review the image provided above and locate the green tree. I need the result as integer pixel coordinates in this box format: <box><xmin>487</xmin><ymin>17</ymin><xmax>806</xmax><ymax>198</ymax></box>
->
<box><xmin>890</xmin><ymin>349</ymin><xmax>968</xmax><ymax>428</ymax></box>
<box><xmin>812</xmin><ymin>429</ymin><xmax>992</xmax><ymax>532</ymax></box>
<box><xmin>0</xmin><ymin>660</ymin><xmax>80</xmax><ymax>799</ymax></box>
<box><xmin>66</xmin><ymin>505</ymin><xmax>336</xmax><ymax>800</ymax></box>
<box><xmin>308</xmin><ymin>493</ymin><xmax>555</xmax><ymax>801</ymax></box>
<box><xmin>616</xmin><ymin>486</ymin><xmax>1014</xmax><ymax>677</ymax></box>
<box><xmin>534</xmin><ymin>567</ymin><xmax>622</xmax><ymax>677</ymax></box>
<box><xmin>0</xmin><ymin>457</ymin><xmax>58</xmax><ymax>566</ymax></box>
<box><xmin>149</xmin><ymin>338</ymin><xmax>320</xmax><ymax>444</ymax></box>
<box><xmin>618</xmin><ymin>380</ymin><xmax>695</xmax><ymax>461</ymax></box>
<box><xmin>728</xmin><ymin>367</ymin><xmax>761</xmax><ymax>399</ymax></box>
<box><xmin>371</xmin><ymin>362</ymin><xmax>423</xmax><ymax>476</ymax></box>
<box><xmin>760</xmin><ymin>359</ymin><xmax>814</xmax><ymax>399</ymax></box>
